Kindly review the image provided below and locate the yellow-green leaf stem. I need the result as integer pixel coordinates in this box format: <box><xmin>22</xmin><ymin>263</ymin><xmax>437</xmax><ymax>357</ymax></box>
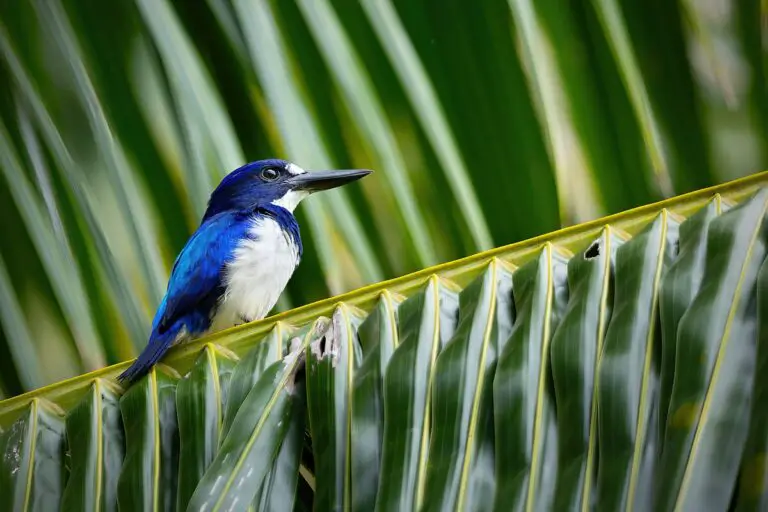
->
<box><xmin>0</xmin><ymin>173</ymin><xmax>765</xmax><ymax>430</ymax></box>
<box><xmin>0</xmin><ymin>177</ymin><xmax>765</xmax><ymax>512</ymax></box>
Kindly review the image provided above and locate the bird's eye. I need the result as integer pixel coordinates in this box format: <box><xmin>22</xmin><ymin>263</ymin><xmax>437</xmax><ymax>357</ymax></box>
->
<box><xmin>260</xmin><ymin>167</ymin><xmax>280</xmax><ymax>181</ymax></box>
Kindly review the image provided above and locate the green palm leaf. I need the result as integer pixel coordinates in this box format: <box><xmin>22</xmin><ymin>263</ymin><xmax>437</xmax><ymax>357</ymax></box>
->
<box><xmin>0</xmin><ymin>0</ymin><xmax>767</xmax><ymax>509</ymax></box>
<box><xmin>0</xmin><ymin>174</ymin><xmax>765</xmax><ymax>511</ymax></box>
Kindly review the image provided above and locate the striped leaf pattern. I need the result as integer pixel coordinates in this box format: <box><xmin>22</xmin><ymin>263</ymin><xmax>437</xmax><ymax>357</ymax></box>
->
<box><xmin>61</xmin><ymin>380</ymin><xmax>124</xmax><ymax>511</ymax></box>
<box><xmin>0</xmin><ymin>175</ymin><xmax>766</xmax><ymax>510</ymax></box>
<box><xmin>1</xmin><ymin>0</ymin><xmax>765</xmax><ymax>395</ymax></box>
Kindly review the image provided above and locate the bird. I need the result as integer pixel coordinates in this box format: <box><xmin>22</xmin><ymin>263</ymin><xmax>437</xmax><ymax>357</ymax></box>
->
<box><xmin>117</xmin><ymin>159</ymin><xmax>371</xmax><ymax>384</ymax></box>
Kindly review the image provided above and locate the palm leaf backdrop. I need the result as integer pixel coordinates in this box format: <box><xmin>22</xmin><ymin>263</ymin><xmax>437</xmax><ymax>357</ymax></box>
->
<box><xmin>0</xmin><ymin>0</ymin><xmax>765</xmax><ymax>397</ymax></box>
<box><xmin>1</xmin><ymin>175</ymin><xmax>767</xmax><ymax>511</ymax></box>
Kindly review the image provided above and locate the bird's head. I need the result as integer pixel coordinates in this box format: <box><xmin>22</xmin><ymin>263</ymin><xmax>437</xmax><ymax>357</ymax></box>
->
<box><xmin>203</xmin><ymin>159</ymin><xmax>371</xmax><ymax>219</ymax></box>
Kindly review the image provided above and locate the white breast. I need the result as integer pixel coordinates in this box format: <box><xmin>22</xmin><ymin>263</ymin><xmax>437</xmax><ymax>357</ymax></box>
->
<box><xmin>209</xmin><ymin>216</ymin><xmax>300</xmax><ymax>332</ymax></box>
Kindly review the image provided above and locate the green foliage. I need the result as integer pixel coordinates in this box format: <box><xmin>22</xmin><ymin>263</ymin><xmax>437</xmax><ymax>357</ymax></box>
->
<box><xmin>0</xmin><ymin>176</ymin><xmax>766</xmax><ymax>510</ymax></box>
<box><xmin>0</xmin><ymin>0</ymin><xmax>765</xmax><ymax>393</ymax></box>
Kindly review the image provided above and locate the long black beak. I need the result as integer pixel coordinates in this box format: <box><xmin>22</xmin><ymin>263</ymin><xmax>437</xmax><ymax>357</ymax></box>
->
<box><xmin>289</xmin><ymin>169</ymin><xmax>372</xmax><ymax>192</ymax></box>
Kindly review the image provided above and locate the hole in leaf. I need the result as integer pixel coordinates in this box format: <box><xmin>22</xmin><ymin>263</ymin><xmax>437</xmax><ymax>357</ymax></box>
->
<box><xmin>319</xmin><ymin>335</ymin><xmax>327</xmax><ymax>354</ymax></box>
<box><xmin>585</xmin><ymin>241</ymin><xmax>601</xmax><ymax>259</ymax></box>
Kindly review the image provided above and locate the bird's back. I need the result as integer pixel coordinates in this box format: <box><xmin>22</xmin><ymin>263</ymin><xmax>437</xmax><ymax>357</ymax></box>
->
<box><xmin>118</xmin><ymin>205</ymin><xmax>301</xmax><ymax>383</ymax></box>
<box><xmin>117</xmin><ymin>158</ymin><xmax>369</xmax><ymax>385</ymax></box>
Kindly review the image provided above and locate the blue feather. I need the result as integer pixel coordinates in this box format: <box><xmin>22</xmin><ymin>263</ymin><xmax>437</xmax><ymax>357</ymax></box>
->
<box><xmin>117</xmin><ymin>158</ymin><xmax>369</xmax><ymax>385</ymax></box>
<box><xmin>118</xmin><ymin>210</ymin><xmax>252</xmax><ymax>383</ymax></box>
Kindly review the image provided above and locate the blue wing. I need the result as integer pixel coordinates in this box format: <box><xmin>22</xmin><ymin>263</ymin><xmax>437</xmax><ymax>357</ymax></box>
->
<box><xmin>118</xmin><ymin>211</ymin><xmax>251</xmax><ymax>383</ymax></box>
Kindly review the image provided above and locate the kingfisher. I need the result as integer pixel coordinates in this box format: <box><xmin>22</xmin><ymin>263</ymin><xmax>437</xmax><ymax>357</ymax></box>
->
<box><xmin>117</xmin><ymin>159</ymin><xmax>371</xmax><ymax>384</ymax></box>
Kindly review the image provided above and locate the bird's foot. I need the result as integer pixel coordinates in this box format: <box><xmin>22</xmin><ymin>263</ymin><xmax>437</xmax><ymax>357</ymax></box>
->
<box><xmin>235</xmin><ymin>314</ymin><xmax>252</xmax><ymax>327</ymax></box>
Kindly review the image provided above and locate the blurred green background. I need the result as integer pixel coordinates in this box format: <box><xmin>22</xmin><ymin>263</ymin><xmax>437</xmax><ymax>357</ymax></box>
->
<box><xmin>0</xmin><ymin>0</ymin><xmax>764</xmax><ymax>396</ymax></box>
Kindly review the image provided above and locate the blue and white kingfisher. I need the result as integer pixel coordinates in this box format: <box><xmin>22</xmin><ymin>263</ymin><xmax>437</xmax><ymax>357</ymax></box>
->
<box><xmin>117</xmin><ymin>159</ymin><xmax>371</xmax><ymax>384</ymax></box>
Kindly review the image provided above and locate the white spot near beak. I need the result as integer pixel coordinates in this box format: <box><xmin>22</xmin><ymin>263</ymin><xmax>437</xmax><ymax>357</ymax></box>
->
<box><xmin>273</xmin><ymin>163</ymin><xmax>309</xmax><ymax>211</ymax></box>
<box><xmin>273</xmin><ymin>190</ymin><xmax>309</xmax><ymax>212</ymax></box>
<box><xmin>286</xmin><ymin>163</ymin><xmax>306</xmax><ymax>176</ymax></box>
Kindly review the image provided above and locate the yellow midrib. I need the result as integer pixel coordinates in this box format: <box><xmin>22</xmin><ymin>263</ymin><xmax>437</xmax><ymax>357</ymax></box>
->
<box><xmin>151</xmin><ymin>370</ymin><xmax>160</xmax><ymax>512</ymax></box>
<box><xmin>207</xmin><ymin>345</ymin><xmax>223</xmax><ymax>443</ymax></box>
<box><xmin>414</xmin><ymin>276</ymin><xmax>441</xmax><ymax>509</ymax></box>
<box><xmin>582</xmin><ymin>228</ymin><xmax>614</xmax><ymax>512</ymax></box>
<box><xmin>456</xmin><ymin>260</ymin><xmax>499</xmax><ymax>509</ymax></box>
<box><xmin>525</xmin><ymin>243</ymin><xmax>556</xmax><ymax>512</ymax></box>
<box><xmin>344</xmin><ymin>304</ymin><xmax>355</xmax><ymax>512</ymax></box>
<box><xmin>94</xmin><ymin>381</ymin><xmax>103</xmax><ymax>512</ymax></box>
<box><xmin>626</xmin><ymin>210</ymin><xmax>670</xmax><ymax>512</ymax></box>
<box><xmin>22</xmin><ymin>399</ymin><xmax>38</xmax><ymax>512</ymax></box>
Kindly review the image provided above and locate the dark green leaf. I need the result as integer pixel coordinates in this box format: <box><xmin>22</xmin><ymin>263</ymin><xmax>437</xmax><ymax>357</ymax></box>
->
<box><xmin>658</xmin><ymin>198</ymin><xmax>722</xmax><ymax>447</ymax></box>
<box><xmin>492</xmin><ymin>243</ymin><xmax>569</xmax><ymax>511</ymax></box>
<box><xmin>230</xmin><ymin>0</ymin><xmax>384</xmax><ymax>292</ymax></box>
<box><xmin>351</xmin><ymin>291</ymin><xmax>401</xmax><ymax>510</ymax></box>
<box><xmin>736</xmin><ymin>253</ymin><xmax>768</xmax><ymax>511</ymax></box>
<box><xmin>305</xmin><ymin>304</ymin><xmax>366</xmax><ymax>511</ymax></box>
<box><xmin>423</xmin><ymin>259</ymin><xmax>514</xmax><ymax>511</ymax></box>
<box><xmin>186</xmin><ymin>319</ymin><xmax>318</xmax><ymax>511</ymax></box>
<box><xmin>551</xmin><ymin>228</ymin><xmax>624</xmax><ymax>510</ymax></box>
<box><xmin>61</xmin><ymin>379</ymin><xmax>124</xmax><ymax>512</ymax></box>
<box><xmin>175</xmin><ymin>344</ymin><xmax>238</xmax><ymax>511</ymax></box>
<box><xmin>376</xmin><ymin>276</ymin><xmax>460</xmax><ymax>511</ymax></box>
<box><xmin>656</xmin><ymin>189</ymin><xmax>768</xmax><ymax>511</ymax></box>
<box><xmin>221</xmin><ymin>322</ymin><xmax>307</xmax><ymax>510</ymax></box>
<box><xmin>34</xmin><ymin>0</ymin><xmax>168</xmax><ymax>303</ymax></box>
<box><xmin>117</xmin><ymin>367</ymin><xmax>179</xmax><ymax>512</ymax></box>
<box><xmin>253</xmin><ymin>395</ymin><xmax>307</xmax><ymax>512</ymax></box>
<box><xmin>222</xmin><ymin>322</ymin><xmax>292</xmax><ymax>436</ymax></box>
<box><xmin>358</xmin><ymin>0</ymin><xmax>494</xmax><ymax>251</ymax></box>
<box><xmin>296</xmin><ymin>0</ymin><xmax>439</xmax><ymax>268</ymax></box>
<box><xmin>589</xmin><ymin>0</ymin><xmax>672</xmax><ymax>195</ymax></box>
<box><xmin>0</xmin><ymin>398</ymin><xmax>65</xmax><ymax>511</ymax></box>
<box><xmin>0</xmin><ymin>106</ymin><xmax>102</xmax><ymax>372</ymax></box>
<box><xmin>596</xmin><ymin>210</ymin><xmax>680</xmax><ymax>510</ymax></box>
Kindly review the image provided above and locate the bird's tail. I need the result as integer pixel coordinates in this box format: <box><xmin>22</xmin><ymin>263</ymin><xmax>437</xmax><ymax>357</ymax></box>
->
<box><xmin>117</xmin><ymin>324</ymin><xmax>182</xmax><ymax>385</ymax></box>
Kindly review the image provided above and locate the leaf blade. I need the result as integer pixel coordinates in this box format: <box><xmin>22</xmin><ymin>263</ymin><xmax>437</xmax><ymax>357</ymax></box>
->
<box><xmin>596</xmin><ymin>211</ymin><xmax>680</xmax><ymax>511</ymax></box>
<box><xmin>187</xmin><ymin>320</ymin><xmax>320</xmax><ymax>511</ymax></box>
<box><xmin>61</xmin><ymin>379</ymin><xmax>124</xmax><ymax>512</ymax></box>
<box><xmin>550</xmin><ymin>228</ymin><xmax>623</xmax><ymax>510</ymax></box>
<box><xmin>492</xmin><ymin>244</ymin><xmax>569</xmax><ymax>511</ymax></box>
<box><xmin>423</xmin><ymin>259</ymin><xmax>515</xmax><ymax>511</ymax></box>
<box><xmin>656</xmin><ymin>189</ymin><xmax>768</xmax><ymax>510</ymax></box>
<box><xmin>376</xmin><ymin>276</ymin><xmax>460</xmax><ymax>511</ymax></box>
<box><xmin>117</xmin><ymin>368</ymin><xmax>179</xmax><ymax>512</ymax></box>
